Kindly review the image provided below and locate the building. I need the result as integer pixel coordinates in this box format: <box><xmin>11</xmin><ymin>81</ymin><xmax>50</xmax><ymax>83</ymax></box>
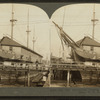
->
<box><xmin>76</xmin><ymin>36</ymin><xmax>100</xmax><ymax>55</ymax></box>
<box><xmin>0</xmin><ymin>36</ymin><xmax>43</xmax><ymax>63</ymax></box>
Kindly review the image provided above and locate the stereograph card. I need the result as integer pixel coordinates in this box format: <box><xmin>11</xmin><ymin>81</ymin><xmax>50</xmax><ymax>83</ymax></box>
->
<box><xmin>0</xmin><ymin>0</ymin><xmax>99</xmax><ymax>97</ymax></box>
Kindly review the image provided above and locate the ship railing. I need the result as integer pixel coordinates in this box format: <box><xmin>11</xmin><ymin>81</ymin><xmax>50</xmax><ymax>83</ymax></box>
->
<box><xmin>51</xmin><ymin>63</ymin><xmax>100</xmax><ymax>71</ymax></box>
<box><xmin>0</xmin><ymin>61</ymin><xmax>49</xmax><ymax>72</ymax></box>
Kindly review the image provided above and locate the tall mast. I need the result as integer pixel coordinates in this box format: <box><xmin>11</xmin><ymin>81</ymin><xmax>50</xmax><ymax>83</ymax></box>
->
<box><xmin>10</xmin><ymin>4</ymin><xmax>17</xmax><ymax>40</ymax></box>
<box><xmin>32</xmin><ymin>25</ymin><xmax>36</xmax><ymax>51</ymax></box>
<box><xmin>91</xmin><ymin>4</ymin><xmax>98</xmax><ymax>51</ymax></box>
<box><xmin>59</xmin><ymin>46</ymin><xmax>61</xmax><ymax>57</ymax></box>
<box><xmin>32</xmin><ymin>37</ymin><xmax>36</xmax><ymax>51</ymax></box>
<box><xmin>26</xmin><ymin>9</ymin><xmax>31</xmax><ymax>48</ymax></box>
<box><xmin>61</xmin><ymin>7</ymin><xmax>66</xmax><ymax>60</ymax></box>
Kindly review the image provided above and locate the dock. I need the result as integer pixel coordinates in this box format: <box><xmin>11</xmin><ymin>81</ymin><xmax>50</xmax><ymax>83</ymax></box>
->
<box><xmin>0</xmin><ymin>62</ymin><xmax>100</xmax><ymax>87</ymax></box>
<box><xmin>50</xmin><ymin>63</ymin><xmax>100</xmax><ymax>87</ymax></box>
<box><xmin>0</xmin><ymin>64</ymin><xmax>49</xmax><ymax>87</ymax></box>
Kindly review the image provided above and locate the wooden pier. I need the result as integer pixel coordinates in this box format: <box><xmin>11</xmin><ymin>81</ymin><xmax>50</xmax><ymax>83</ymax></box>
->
<box><xmin>51</xmin><ymin>63</ymin><xmax>100</xmax><ymax>87</ymax></box>
<box><xmin>0</xmin><ymin>64</ymin><xmax>49</xmax><ymax>87</ymax></box>
<box><xmin>51</xmin><ymin>63</ymin><xmax>100</xmax><ymax>71</ymax></box>
<box><xmin>0</xmin><ymin>62</ymin><xmax>100</xmax><ymax>87</ymax></box>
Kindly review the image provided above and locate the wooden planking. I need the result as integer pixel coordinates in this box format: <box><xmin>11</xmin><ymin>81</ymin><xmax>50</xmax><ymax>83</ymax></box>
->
<box><xmin>51</xmin><ymin>64</ymin><xmax>100</xmax><ymax>71</ymax></box>
<box><xmin>31</xmin><ymin>73</ymin><xmax>43</xmax><ymax>83</ymax></box>
<box><xmin>0</xmin><ymin>66</ymin><xmax>48</xmax><ymax>72</ymax></box>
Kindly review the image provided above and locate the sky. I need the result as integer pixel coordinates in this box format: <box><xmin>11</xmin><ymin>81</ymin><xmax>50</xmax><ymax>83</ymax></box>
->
<box><xmin>0</xmin><ymin>3</ymin><xmax>50</xmax><ymax>60</ymax></box>
<box><xmin>51</xmin><ymin>3</ymin><xmax>100</xmax><ymax>59</ymax></box>
<box><xmin>0</xmin><ymin>3</ymin><xmax>100</xmax><ymax>60</ymax></box>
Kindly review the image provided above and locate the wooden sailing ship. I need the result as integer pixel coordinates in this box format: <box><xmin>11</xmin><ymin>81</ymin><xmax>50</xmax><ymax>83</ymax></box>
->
<box><xmin>52</xmin><ymin>5</ymin><xmax>100</xmax><ymax>85</ymax></box>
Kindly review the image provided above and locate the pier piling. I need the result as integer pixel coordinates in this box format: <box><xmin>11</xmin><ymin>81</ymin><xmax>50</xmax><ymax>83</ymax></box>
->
<box><xmin>67</xmin><ymin>70</ymin><xmax>70</xmax><ymax>87</ymax></box>
<box><xmin>27</xmin><ymin>72</ymin><xmax>30</xmax><ymax>87</ymax></box>
<box><xmin>27</xmin><ymin>66</ymin><xmax>30</xmax><ymax>87</ymax></box>
<box><xmin>48</xmin><ymin>69</ymin><xmax>51</xmax><ymax>87</ymax></box>
<box><xmin>24</xmin><ymin>71</ymin><xmax>27</xmax><ymax>87</ymax></box>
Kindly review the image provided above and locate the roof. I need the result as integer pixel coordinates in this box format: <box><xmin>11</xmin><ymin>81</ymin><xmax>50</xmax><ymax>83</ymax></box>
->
<box><xmin>0</xmin><ymin>36</ymin><xmax>22</xmax><ymax>47</ymax></box>
<box><xmin>76</xmin><ymin>36</ymin><xmax>100</xmax><ymax>47</ymax></box>
<box><xmin>0</xmin><ymin>36</ymin><xmax>43</xmax><ymax>57</ymax></box>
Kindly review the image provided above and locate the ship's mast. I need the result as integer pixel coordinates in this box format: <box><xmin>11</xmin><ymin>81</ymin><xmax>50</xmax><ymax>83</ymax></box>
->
<box><xmin>32</xmin><ymin>25</ymin><xmax>36</xmax><ymax>51</ymax></box>
<box><xmin>61</xmin><ymin>7</ymin><xmax>66</xmax><ymax>60</ymax></box>
<box><xmin>91</xmin><ymin>4</ymin><xmax>98</xmax><ymax>51</ymax></box>
<box><xmin>26</xmin><ymin>9</ymin><xmax>31</xmax><ymax>48</ymax></box>
<box><xmin>10</xmin><ymin>4</ymin><xmax>17</xmax><ymax>40</ymax></box>
<box><xmin>59</xmin><ymin>46</ymin><xmax>61</xmax><ymax>57</ymax></box>
<box><xmin>32</xmin><ymin>37</ymin><xmax>36</xmax><ymax>51</ymax></box>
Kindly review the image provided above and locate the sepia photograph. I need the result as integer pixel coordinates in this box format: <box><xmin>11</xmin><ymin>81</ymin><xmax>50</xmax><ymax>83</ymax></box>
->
<box><xmin>0</xmin><ymin>3</ymin><xmax>100</xmax><ymax>88</ymax></box>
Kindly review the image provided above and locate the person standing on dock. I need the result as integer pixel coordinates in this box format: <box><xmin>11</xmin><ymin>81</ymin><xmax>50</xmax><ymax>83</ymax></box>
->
<box><xmin>35</xmin><ymin>60</ymin><xmax>39</xmax><ymax>70</ymax></box>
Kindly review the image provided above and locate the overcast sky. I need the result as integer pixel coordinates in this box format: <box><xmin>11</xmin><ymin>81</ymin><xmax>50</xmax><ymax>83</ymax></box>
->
<box><xmin>0</xmin><ymin>3</ymin><xmax>100</xmax><ymax>60</ymax></box>
<box><xmin>51</xmin><ymin>3</ymin><xmax>100</xmax><ymax>58</ymax></box>
<box><xmin>0</xmin><ymin>3</ymin><xmax>50</xmax><ymax>60</ymax></box>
